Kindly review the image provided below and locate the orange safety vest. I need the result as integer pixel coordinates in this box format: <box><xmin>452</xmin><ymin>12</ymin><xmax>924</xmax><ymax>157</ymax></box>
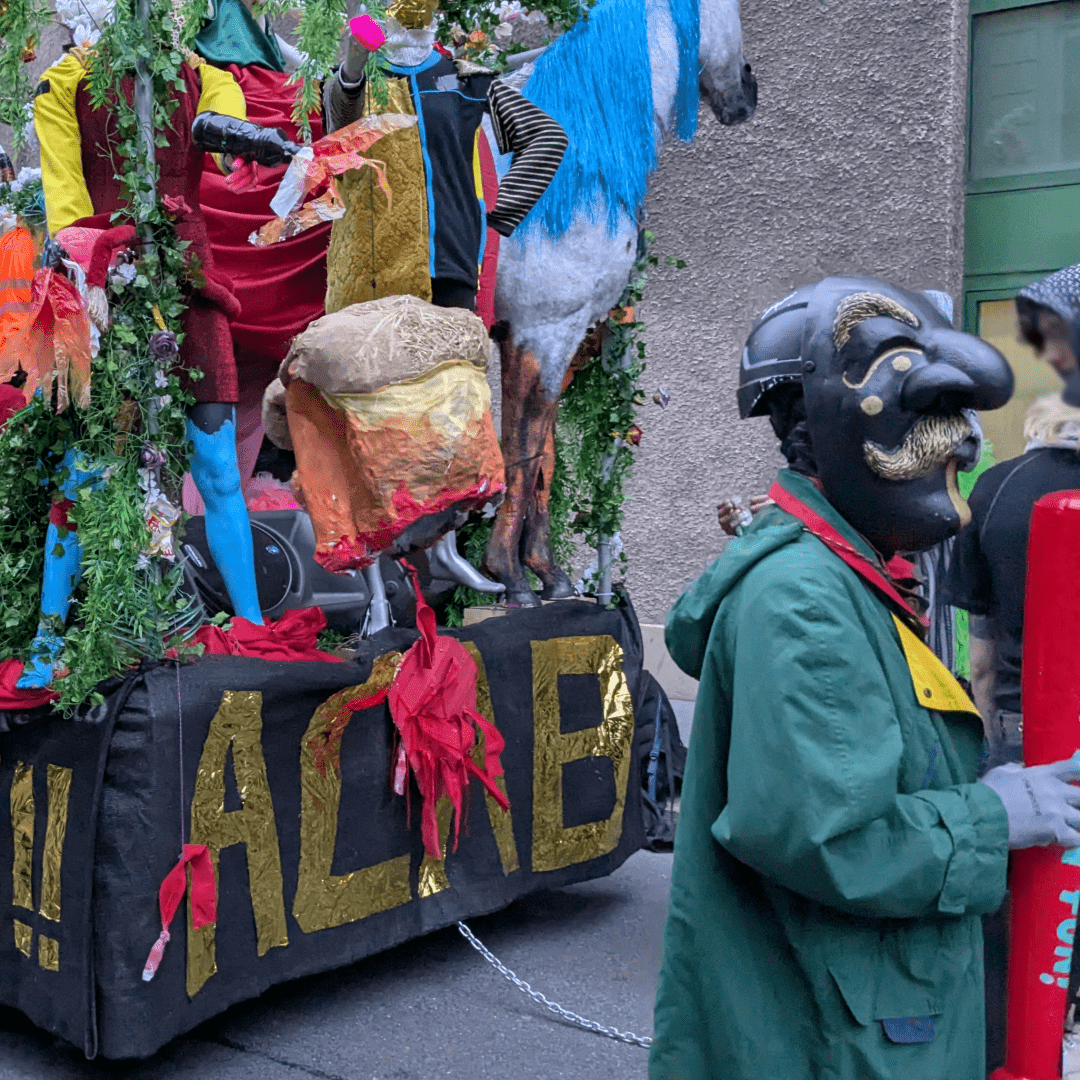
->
<box><xmin>0</xmin><ymin>227</ymin><xmax>34</xmax><ymax>353</ymax></box>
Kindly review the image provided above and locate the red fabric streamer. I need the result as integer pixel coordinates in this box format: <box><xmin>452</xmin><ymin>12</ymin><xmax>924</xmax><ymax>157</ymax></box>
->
<box><xmin>142</xmin><ymin>843</ymin><xmax>215</xmax><ymax>982</ymax></box>
<box><xmin>0</xmin><ymin>659</ymin><xmax>59</xmax><ymax>711</ymax></box>
<box><xmin>192</xmin><ymin>606</ymin><xmax>346</xmax><ymax>663</ymax></box>
<box><xmin>387</xmin><ymin>563</ymin><xmax>509</xmax><ymax>860</ymax></box>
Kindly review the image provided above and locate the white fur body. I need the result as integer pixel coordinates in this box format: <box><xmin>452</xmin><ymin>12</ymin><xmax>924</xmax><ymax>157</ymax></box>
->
<box><xmin>491</xmin><ymin>0</ymin><xmax>751</xmax><ymax>399</ymax></box>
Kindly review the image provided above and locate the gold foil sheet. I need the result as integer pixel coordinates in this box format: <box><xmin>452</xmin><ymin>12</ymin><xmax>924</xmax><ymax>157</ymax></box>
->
<box><xmin>294</xmin><ymin>655</ymin><xmax>411</xmax><ymax>933</ymax></box>
<box><xmin>188</xmin><ymin>690</ymin><xmax>288</xmax><ymax>998</ymax></box>
<box><xmin>10</xmin><ymin>762</ymin><xmax>34</xmax><ymax>911</ymax></box>
<box><xmin>13</xmin><ymin>920</ymin><xmax>31</xmax><ymax>957</ymax></box>
<box><xmin>38</xmin><ymin>935</ymin><xmax>58</xmax><ymax>971</ymax></box>
<box><xmin>463</xmin><ymin>642</ymin><xmax>519</xmax><ymax>875</ymax></box>
<box><xmin>418</xmin><ymin>797</ymin><xmax>454</xmax><ymax>897</ymax></box>
<box><xmin>530</xmin><ymin>635</ymin><xmax>636</xmax><ymax>873</ymax></box>
<box><xmin>325</xmin><ymin>77</ymin><xmax>430</xmax><ymax>313</ymax></box>
<box><xmin>387</xmin><ymin>0</ymin><xmax>439</xmax><ymax>29</ymax></box>
<box><xmin>325</xmin><ymin>364</ymin><xmax>491</xmax><ymax>438</ymax></box>
<box><xmin>40</xmin><ymin>764</ymin><xmax>71</xmax><ymax>922</ymax></box>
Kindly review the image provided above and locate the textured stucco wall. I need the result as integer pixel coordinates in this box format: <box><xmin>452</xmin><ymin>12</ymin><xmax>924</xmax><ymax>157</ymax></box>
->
<box><xmin>622</xmin><ymin>0</ymin><xmax>970</xmax><ymax>623</ymax></box>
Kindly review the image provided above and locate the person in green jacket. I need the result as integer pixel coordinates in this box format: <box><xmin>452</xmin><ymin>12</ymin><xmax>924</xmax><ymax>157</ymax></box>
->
<box><xmin>650</xmin><ymin>276</ymin><xmax>1080</xmax><ymax>1080</ymax></box>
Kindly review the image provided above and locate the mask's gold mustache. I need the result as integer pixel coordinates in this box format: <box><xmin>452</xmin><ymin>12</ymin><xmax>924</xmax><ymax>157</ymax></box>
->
<box><xmin>863</xmin><ymin>414</ymin><xmax>974</xmax><ymax>481</ymax></box>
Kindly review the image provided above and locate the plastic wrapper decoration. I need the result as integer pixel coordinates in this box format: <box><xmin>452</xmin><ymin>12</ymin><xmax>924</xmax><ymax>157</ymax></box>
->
<box><xmin>252</xmin><ymin>112</ymin><xmax>418</xmax><ymax>247</ymax></box>
<box><xmin>0</xmin><ymin>266</ymin><xmax>92</xmax><ymax>411</ymax></box>
<box><xmin>272</xmin><ymin>294</ymin><xmax>505</xmax><ymax>572</ymax></box>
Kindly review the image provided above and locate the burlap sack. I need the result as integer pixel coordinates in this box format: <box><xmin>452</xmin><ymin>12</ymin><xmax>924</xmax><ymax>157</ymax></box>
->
<box><xmin>261</xmin><ymin>378</ymin><xmax>292</xmax><ymax>450</ymax></box>
<box><xmin>280</xmin><ymin>293</ymin><xmax>490</xmax><ymax>396</ymax></box>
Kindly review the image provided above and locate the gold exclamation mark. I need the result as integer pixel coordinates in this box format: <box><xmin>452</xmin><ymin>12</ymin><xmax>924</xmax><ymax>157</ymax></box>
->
<box><xmin>10</xmin><ymin>762</ymin><xmax>34</xmax><ymax>958</ymax></box>
<box><xmin>37</xmin><ymin>765</ymin><xmax>70</xmax><ymax>971</ymax></box>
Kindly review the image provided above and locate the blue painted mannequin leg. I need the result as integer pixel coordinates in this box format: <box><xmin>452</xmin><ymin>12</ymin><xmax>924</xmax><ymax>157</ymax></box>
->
<box><xmin>18</xmin><ymin>449</ymin><xmax>106</xmax><ymax>690</ymax></box>
<box><xmin>187</xmin><ymin>404</ymin><xmax>263</xmax><ymax>624</ymax></box>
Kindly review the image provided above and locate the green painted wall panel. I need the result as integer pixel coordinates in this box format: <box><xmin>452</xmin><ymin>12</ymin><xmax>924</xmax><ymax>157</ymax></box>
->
<box><xmin>965</xmin><ymin>184</ymin><xmax>1080</xmax><ymax>277</ymax></box>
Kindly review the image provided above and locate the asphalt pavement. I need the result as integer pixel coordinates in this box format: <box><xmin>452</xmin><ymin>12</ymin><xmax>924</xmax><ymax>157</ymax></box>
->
<box><xmin>0</xmin><ymin>849</ymin><xmax>675</xmax><ymax>1080</ymax></box>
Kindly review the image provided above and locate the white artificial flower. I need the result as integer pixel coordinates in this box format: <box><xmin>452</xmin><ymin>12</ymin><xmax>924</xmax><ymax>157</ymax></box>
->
<box><xmin>110</xmin><ymin>262</ymin><xmax>137</xmax><ymax>286</ymax></box>
<box><xmin>155</xmin><ymin>395</ymin><xmax>172</xmax><ymax>409</ymax></box>
<box><xmin>496</xmin><ymin>0</ymin><xmax>524</xmax><ymax>18</ymax></box>
<box><xmin>10</xmin><ymin>167</ymin><xmax>41</xmax><ymax>195</ymax></box>
<box><xmin>153</xmin><ymin>369</ymin><xmax>168</xmax><ymax>388</ymax></box>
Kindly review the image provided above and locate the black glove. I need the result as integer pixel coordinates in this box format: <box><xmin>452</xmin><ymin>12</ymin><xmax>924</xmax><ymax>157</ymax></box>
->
<box><xmin>191</xmin><ymin>112</ymin><xmax>302</xmax><ymax>168</ymax></box>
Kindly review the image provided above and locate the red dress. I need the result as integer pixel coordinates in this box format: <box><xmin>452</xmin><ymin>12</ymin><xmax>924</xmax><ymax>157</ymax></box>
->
<box><xmin>73</xmin><ymin>61</ymin><xmax>239</xmax><ymax>402</ymax></box>
<box><xmin>198</xmin><ymin>65</ymin><xmax>330</xmax><ymax>395</ymax></box>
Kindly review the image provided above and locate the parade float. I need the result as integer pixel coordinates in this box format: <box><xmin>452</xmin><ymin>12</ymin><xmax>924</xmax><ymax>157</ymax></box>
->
<box><xmin>0</xmin><ymin>0</ymin><xmax>752</xmax><ymax>1057</ymax></box>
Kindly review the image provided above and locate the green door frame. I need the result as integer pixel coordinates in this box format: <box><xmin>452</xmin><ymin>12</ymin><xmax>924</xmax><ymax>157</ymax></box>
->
<box><xmin>964</xmin><ymin>0</ymin><xmax>1080</xmax><ymax>322</ymax></box>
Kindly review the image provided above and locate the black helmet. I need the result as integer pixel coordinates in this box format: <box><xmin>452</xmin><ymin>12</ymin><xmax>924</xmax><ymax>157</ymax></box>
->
<box><xmin>737</xmin><ymin>283</ymin><xmax>957</xmax><ymax>418</ymax></box>
<box><xmin>737</xmin><ymin>284</ymin><xmax>817</xmax><ymax>418</ymax></box>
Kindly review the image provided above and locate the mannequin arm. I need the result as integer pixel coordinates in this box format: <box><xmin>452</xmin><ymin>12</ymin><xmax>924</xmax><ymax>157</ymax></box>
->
<box><xmin>485</xmin><ymin>80</ymin><xmax>567</xmax><ymax>236</ymax></box>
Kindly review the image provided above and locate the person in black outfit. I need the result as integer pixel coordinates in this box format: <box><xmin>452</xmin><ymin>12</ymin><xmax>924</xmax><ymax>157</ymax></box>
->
<box><xmin>942</xmin><ymin>262</ymin><xmax>1080</xmax><ymax>1071</ymax></box>
<box><xmin>944</xmin><ymin>264</ymin><xmax>1080</xmax><ymax>768</ymax></box>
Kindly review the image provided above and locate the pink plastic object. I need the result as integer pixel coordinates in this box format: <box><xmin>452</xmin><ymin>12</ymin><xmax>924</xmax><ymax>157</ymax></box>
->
<box><xmin>992</xmin><ymin>491</ymin><xmax>1080</xmax><ymax>1080</ymax></box>
<box><xmin>349</xmin><ymin>14</ymin><xmax>387</xmax><ymax>51</ymax></box>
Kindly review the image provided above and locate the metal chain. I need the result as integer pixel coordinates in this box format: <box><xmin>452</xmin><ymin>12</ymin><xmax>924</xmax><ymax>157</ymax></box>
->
<box><xmin>455</xmin><ymin>921</ymin><xmax>653</xmax><ymax>1049</ymax></box>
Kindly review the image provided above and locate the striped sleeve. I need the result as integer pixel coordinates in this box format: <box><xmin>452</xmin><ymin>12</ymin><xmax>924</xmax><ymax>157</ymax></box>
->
<box><xmin>485</xmin><ymin>79</ymin><xmax>567</xmax><ymax>236</ymax></box>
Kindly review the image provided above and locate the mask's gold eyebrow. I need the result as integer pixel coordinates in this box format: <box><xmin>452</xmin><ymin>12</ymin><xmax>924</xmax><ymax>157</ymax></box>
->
<box><xmin>833</xmin><ymin>292</ymin><xmax>919</xmax><ymax>350</ymax></box>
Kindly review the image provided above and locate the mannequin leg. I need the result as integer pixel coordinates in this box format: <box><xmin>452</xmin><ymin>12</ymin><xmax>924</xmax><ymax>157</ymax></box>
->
<box><xmin>428</xmin><ymin>531</ymin><xmax>505</xmax><ymax>593</ymax></box>
<box><xmin>187</xmin><ymin>404</ymin><xmax>263</xmax><ymax>624</ymax></box>
<box><xmin>363</xmin><ymin>562</ymin><xmax>392</xmax><ymax>636</ymax></box>
<box><xmin>18</xmin><ymin>449</ymin><xmax>105</xmax><ymax>689</ymax></box>
<box><xmin>17</xmin><ymin>524</ymin><xmax>81</xmax><ymax>689</ymax></box>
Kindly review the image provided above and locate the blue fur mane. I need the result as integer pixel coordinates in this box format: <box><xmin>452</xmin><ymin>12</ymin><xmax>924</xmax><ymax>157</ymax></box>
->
<box><xmin>521</xmin><ymin>0</ymin><xmax>700</xmax><ymax>238</ymax></box>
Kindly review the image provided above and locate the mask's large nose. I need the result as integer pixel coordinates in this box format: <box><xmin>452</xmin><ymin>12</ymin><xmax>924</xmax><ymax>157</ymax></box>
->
<box><xmin>900</xmin><ymin>331</ymin><xmax>1014</xmax><ymax>413</ymax></box>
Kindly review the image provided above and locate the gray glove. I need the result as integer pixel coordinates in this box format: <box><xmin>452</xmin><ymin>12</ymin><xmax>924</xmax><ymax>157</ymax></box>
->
<box><xmin>980</xmin><ymin>753</ymin><xmax>1080</xmax><ymax>849</ymax></box>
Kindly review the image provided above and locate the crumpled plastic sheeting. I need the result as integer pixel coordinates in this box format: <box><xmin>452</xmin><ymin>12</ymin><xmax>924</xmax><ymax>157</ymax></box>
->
<box><xmin>259</xmin><ymin>112</ymin><xmax>417</xmax><ymax>244</ymax></box>
<box><xmin>0</xmin><ymin>268</ymin><xmax>92</xmax><ymax>411</ymax></box>
<box><xmin>286</xmin><ymin>366</ymin><xmax>505</xmax><ymax>571</ymax></box>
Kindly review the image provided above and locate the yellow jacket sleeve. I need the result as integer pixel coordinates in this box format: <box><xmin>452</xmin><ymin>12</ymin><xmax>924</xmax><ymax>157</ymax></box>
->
<box><xmin>193</xmin><ymin>60</ymin><xmax>246</xmax><ymax>174</ymax></box>
<box><xmin>196</xmin><ymin>61</ymin><xmax>246</xmax><ymax>122</ymax></box>
<box><xmin>34</xmin><ymin>54</ymin><xmax>94</xmax><ymax>236</ymax></box>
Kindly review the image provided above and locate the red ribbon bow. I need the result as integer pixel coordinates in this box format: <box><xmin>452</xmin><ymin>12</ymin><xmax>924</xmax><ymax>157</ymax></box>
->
<box><xmin>387</xmin><ymin>563</ymin><xmax>510</xmax><ymax>860</ymax></box>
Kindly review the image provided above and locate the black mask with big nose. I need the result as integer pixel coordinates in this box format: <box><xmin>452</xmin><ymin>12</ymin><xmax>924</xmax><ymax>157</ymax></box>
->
<box><xmin>800</xmin><ymin>277</ymin><xmax>1014</xmax><ymax>556</ymax></box>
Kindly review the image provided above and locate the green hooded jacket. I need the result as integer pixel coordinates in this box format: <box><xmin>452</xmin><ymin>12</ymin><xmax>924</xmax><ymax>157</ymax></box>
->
<box><xmin>649</xmin><ymin>469</ymin><xmax>1010</xmax><ymax>1080</ymax></box>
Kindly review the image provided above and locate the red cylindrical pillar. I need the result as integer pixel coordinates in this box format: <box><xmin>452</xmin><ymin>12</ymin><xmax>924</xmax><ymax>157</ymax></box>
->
<box><xmin>993</xmin><ymin>491</ymin><xmax>1080</xmax><ymax>1080</ymax></box>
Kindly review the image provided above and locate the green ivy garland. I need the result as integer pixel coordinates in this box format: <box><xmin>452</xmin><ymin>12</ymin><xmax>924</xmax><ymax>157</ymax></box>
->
<box><xmin>0</xmin><ymin>0</ymin><xmax>52</xmax><ymax>150</ymax></box>
<box><xmin>0</xmin><ymin>0</ymin><xmax>203</xmax><ymax>711</ymax></box>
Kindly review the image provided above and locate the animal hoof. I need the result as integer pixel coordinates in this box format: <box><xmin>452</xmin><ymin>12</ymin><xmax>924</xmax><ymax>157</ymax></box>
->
<box><xmin>538</xmin><ymin>570</ymin><xmax>578</xmax><ymax>601</ymax></box>
<box><xmin>503</xmin><ymin>586</ymin><xmax>542</xmax><ymax>608</ymax></box>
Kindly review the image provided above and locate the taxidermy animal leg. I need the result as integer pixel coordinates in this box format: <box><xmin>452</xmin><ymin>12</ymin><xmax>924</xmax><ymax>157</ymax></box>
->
<box><xmin>363</xmin><ymin>562</ymin><xmax>392</xmax><ymax>636</ymax></box>
<box><xmin>18</xmin><ymin>449</ymin><xmax>106</xmax><ymax>690</ymax></box>
<box><xmin>428</xmin><ymin>531</ymin><xmax>505</xmax><ymax>594</ymax></box>
<box><xmin>484</xmin><ymin>339</ymin><xmax>550</xmax><ymax>606</ymax></box>
<box><xmin>187</xmin><ymin>404</ymin><xmax>263</xmax><ymax>625</ymax></box>
<box><xmin>522</xmin><ymin>422</ymin><xmax>577</xmax><ymax>600</ymax></box>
